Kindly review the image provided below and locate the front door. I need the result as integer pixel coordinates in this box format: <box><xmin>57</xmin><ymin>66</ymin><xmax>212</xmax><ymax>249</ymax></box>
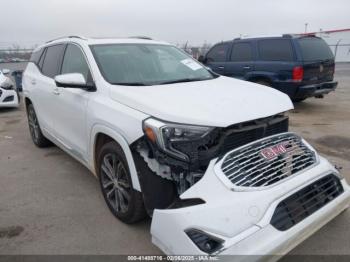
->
<box><xmin>224</xmin><ymin>42</ymin><xmax>254</xmax><ymax>80</ymax></box>
<box><xmin>51</xmin><ymin>44</ymin><xmax>93</xmax><ymax>163</ymax></box>
<box><xmin>204</xmin><ymin>42</ymin><xmax>230</xmax><ymax>75</ymax></box>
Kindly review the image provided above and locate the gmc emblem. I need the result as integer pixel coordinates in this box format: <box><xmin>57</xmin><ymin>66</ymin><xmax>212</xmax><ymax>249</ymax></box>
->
<box><xmin>260</xmin><ymin>142</ymin><xmax>291</xmax><ymax>160</ymax></box>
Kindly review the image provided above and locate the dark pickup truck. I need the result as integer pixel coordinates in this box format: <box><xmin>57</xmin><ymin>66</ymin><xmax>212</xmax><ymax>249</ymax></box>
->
<box><xmin>199</xmin><ymin>35</ymin><xmax>337</xmax><ymax>102</ymax></box>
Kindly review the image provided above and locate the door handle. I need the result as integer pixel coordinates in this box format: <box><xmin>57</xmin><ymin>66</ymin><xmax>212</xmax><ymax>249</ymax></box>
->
<box><xmin>243</xmin><ymin>66</ymin><xmax>251</xmax><ymax>70</ymax></box>
<box><xmin>53</xmin><ymin>88</ymin><xmax>60</xmax><ymax>95</ymax></box>
<box><xmin>31</xmin><ymin>79</ymin><xmax>36</xmax><ymax>85</ymax></box>
<box><xmin>218</xmin><ymin>66</ymin><xmax>225</xmax><ymax>70</ymax></box>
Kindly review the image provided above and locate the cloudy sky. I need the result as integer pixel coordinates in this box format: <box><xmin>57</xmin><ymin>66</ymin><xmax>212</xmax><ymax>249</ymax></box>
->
<box><xmin>1</xmin><ymin>0</ymin><xmax>349</xmax><ymax>47</ymax></box>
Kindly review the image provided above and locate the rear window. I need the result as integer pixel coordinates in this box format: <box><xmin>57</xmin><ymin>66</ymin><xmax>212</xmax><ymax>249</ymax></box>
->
<box><xmin>30</xmin><ymin>48</ymin><xmax>44</xmax><ymax>65</ymax></box>
<box><xmin>297</xmin><ymin>37</ymin><xmax>334</xmax><ymax>61</ymax></box>
<box><xmin>258</xmin><ymin>39</ymin><xmax>294</xmax><ymax>61</ymax></box>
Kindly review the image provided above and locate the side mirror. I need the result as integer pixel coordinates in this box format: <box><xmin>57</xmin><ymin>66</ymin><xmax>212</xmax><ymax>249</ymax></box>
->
<box><xmin>198</xmin><ymin>55</ymin><xmax>206</xmax><ymax>64</ymax></box>
<box><xmin>54</xmin><ymin>73</ymin><xmax>95</xmax><ymax>90</ymax></box>
<box><xmin>2</xmin><ymin>69</ymin><xmax>10</xmax><ymax>75</ymax></box>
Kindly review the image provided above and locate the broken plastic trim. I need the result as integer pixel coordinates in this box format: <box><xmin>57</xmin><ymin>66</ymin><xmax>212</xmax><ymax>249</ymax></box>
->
<box><xmin>167</xmin><ymin>198</ymin><xmax>206</xmax><ymax>209</ymax></box>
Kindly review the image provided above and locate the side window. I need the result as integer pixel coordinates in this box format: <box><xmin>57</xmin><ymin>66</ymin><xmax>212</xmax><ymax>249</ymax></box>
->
<box><xmin>206</xmin><ymin>43</ymin><xmax>228</xmax><ymax>62</ymax></box>
<box><xmin>230</xmin><ymin>43</ymin><xmax>253</xmax><ymax>62</ymax></box>
<box><xmin>30</xmin><ymin>48</ymin><xmax>44</xmax><ymax>66</ymax></box>
<box><xmin>61</xmin><ymin>44</ymin><xmax>91</xmax><ymax>82</ymax></box>
<box><xmin>41</xmin><ymin>45</ymin><xmax>66</xmax><ymax>78</ymax></box>
<box><xmin>38</xmin><ymin>48</ymin><xmax>46</xmax><ymax>70</ymax></box>
<box><xmin>258</xmin><ymin>39</ymin><xmax>294</xmax><ymax>61</ymax></box>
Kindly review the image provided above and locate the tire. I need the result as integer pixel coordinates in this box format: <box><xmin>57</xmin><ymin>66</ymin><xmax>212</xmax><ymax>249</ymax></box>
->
<box><xmin>292</xmin><ymin>98</ymin><xmax>307</xmax><ymax>103</ymax></box>
<box><xmin>26</xmin><ymin>103</ymin><xmax>51</xmax><ymax>148</ymax></box>
<box><xmin>98</xmin><ymin>141</ymin><xmax>147</xmax><ymax>224</ymax></box>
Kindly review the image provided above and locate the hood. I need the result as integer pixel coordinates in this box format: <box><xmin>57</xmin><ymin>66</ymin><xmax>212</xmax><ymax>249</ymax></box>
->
<box><xmin>109</xmin><ymin>76</ymin><xmax>293</xmax><ymax>127</ymax></box>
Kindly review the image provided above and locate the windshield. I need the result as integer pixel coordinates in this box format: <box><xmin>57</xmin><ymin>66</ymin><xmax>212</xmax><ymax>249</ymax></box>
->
<box><xmin>297</xmin><ymin>37</ymin><xmax>334</xmax><ymax>62</ymax></box>
<box><xmin>90</xmin><ymin>44</ymin><xmax>215</xmax><ymax>86</ymax></box>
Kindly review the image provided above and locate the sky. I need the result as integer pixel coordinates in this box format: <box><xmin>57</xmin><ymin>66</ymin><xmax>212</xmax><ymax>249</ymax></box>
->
<box><xmin>1</xmin><ymin>0</ymin><xmax>349</xmax><ymax>48</ymax></box>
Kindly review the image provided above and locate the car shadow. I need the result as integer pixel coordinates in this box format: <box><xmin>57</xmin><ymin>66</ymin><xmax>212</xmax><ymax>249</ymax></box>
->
<box><xmin>291</xmin><ymin>99</ymin><xmax>330</xmax><ymax>113</ymax></box>
<box><xmin>0</xmin><ymin>107</ymin><xmax>19</xmax><ymax>114</ymax></box>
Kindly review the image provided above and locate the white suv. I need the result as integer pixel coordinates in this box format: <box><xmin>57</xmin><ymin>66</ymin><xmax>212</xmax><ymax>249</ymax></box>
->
<box><xmin>23</xmin><ymin>36</ymin><xmax>350</xmax><ymax>257</ymax></box>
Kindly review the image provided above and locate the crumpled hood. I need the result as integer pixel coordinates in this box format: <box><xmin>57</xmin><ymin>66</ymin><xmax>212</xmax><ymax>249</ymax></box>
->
<box><xmin>109</xmin><ymin>76</ymin><xmax>293</xmax><ymax>127</ymax></box>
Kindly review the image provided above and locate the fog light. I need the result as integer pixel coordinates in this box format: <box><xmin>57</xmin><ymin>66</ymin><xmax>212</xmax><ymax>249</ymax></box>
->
<box><xmin>186</xmin><ymin>229</ymin><xmax>224</xmax><ymax>254</ymax></box>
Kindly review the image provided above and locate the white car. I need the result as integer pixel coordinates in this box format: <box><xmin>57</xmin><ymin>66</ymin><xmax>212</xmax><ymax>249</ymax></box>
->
<box><xmin>0</xmin><ymin>69</ymin><xmax>19</xmax><ymax>108</ymax></box>
<box><xmin>22</xmin><ymin>36</ymin><xmax>350</xmax><ymax>258</ymax></box>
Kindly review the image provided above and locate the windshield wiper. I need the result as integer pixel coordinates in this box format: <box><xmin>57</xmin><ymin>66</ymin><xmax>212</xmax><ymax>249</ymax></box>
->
<box><xmin>157</xmin><ymin>78</ymin><xmax>210</xmax><ymax>85</ymax></box>
<box><xmin>111</xmin><ymin>82</ymin><xmax>149</xmax><ymax>86</ymax></box>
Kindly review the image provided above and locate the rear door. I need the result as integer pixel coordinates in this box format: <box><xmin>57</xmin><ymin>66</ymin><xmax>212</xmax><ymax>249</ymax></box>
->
<box><xmin>224</xmin><ymin>41</ymin><xmax>254</xmax><ymax>79</ymax></box>
<box><xmin>204</xmin><ymin>42</ymin><xmax>230</xmax><ymax>75</ymax></box>
<box><xmin>295</xmin><ymin>37</ymin><xmax>335</xmax><ymax>84</ymax></box>
<box><xmin>255</xmin><ymin>39</ymin><xmax>296</xmax><ymax>82</ymax></box>
<box><xmin>31</xmin><ymin>44</ymin><xmax>66</xmax><ymax>134</ymax></box>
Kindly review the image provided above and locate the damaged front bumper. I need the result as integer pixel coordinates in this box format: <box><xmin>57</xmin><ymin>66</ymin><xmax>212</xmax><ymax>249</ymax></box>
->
<box><xmin>150</xmin><ymin>134</ymin><xmax>350</xmax><ymax>257</ymax></box>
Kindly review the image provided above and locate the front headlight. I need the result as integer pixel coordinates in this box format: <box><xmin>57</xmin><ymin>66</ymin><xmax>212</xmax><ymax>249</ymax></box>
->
<box><xmin>143</xmin><ymin>118</ymin><xmax>214</xmax><ymax>161</ymax></box>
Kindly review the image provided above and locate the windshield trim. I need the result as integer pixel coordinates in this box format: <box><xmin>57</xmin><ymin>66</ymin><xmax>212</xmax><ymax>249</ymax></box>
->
<box><xmin>89</xmin><ymin>43</ymin><xmax>216</xmax><ymax>86</ymax></box>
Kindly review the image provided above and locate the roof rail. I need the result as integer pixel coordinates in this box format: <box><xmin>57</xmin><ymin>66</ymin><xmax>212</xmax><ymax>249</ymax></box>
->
<box><xmin>129</xmin><ymin>36</ymin><xmax>153</xmax><ymax>40</ymax></box>
<box><xmin>46</xmin><ymin>35</ymin><xmax>87</xmax><ymax>43</ymax></box>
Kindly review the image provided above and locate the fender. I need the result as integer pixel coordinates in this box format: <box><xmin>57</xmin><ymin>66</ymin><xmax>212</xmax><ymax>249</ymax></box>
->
<box><xmin>89</xmin><ymin>124</ymin><xmax>142</xmax><ymax>191</ymax></box>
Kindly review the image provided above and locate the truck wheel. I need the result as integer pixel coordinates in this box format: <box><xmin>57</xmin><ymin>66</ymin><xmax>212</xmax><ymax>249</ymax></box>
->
<box><xmin>26</xmin><ymin>104</ymin><xmax>51</xmax><ymax>147</ymax></box>
<box><xmin>98</xmin><ymin>141</ymin><xmax>147</xmax><ymax>224</ymax></box>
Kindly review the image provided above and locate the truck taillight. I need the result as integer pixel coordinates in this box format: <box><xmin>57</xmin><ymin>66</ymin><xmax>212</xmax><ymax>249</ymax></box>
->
<box><xmin>293</xmin><ymin>66</ymin><xmax>304</xmax><ymax>82</ymax></box>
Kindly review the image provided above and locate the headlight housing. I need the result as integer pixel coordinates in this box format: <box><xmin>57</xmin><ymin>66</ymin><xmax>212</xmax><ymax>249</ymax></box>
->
<box><xmin>0</xmin><ymin>79</ymin><xmax>14</xmax><ymax>90</ymax></box>
<box><xmin>143</xmin><ymin>118</ymin><xmax>214</xmax><ymax>161</ymax></box>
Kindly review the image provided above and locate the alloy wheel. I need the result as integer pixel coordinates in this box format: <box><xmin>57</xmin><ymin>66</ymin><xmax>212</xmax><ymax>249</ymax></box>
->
<box><xmin>28</xmin><ymin>107</ymin><xmax>40</xmax><ymax>143</ymax></box>
<box><xmin>100</xmin><ymin>153</ymin><xmax>131</xmax><ymax>213</ymax></box>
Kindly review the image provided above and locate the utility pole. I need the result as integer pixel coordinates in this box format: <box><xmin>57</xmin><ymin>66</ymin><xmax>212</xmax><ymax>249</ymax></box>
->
<box><xmin>304</xmin><ymin>23</ymin><xmax>308</xmax><ymax>34</ymax></box>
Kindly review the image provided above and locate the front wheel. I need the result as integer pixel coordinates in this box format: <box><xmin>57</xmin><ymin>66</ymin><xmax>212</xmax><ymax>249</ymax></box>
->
<box><xmin>98</xmin><ymin>141</ymin><xmax>146</xmax><ymax>224</ymax></box>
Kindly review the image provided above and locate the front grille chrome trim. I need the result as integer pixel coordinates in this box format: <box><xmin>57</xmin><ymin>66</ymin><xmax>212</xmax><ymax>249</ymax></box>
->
<box><xmin>214</xmin><ymin>132</ymin><xmax>319</xmax><ymax>191</ymax></box>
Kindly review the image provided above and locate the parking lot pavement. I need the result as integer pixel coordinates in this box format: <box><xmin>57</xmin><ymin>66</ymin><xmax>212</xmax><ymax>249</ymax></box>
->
<box><xmin>0</xmin><ymin>63</ymin><xmax>350</xmax><ymax>256</ymax></box>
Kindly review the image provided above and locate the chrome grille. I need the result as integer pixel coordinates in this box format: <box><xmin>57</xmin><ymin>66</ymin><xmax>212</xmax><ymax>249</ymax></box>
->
<box><xmin>221</xmin><ymin>133</ymin><xmax>317</xmax><ymax>188</ymax></box>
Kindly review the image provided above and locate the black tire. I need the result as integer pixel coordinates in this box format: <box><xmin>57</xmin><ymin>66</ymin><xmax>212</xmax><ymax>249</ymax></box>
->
<box><xmin>98</xmin><ymin>141</ymin><xmax>146</xmax><ymax>224</ymax></box>
<box><xmin>292</xmin><ymin>98</ymin><xmax>307</xmax><ymax>103</ymax></box>
<box><xmin>26</xmin><ymin>103</ymin><xmax>51</xmax><ymax>148</ymax></box>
